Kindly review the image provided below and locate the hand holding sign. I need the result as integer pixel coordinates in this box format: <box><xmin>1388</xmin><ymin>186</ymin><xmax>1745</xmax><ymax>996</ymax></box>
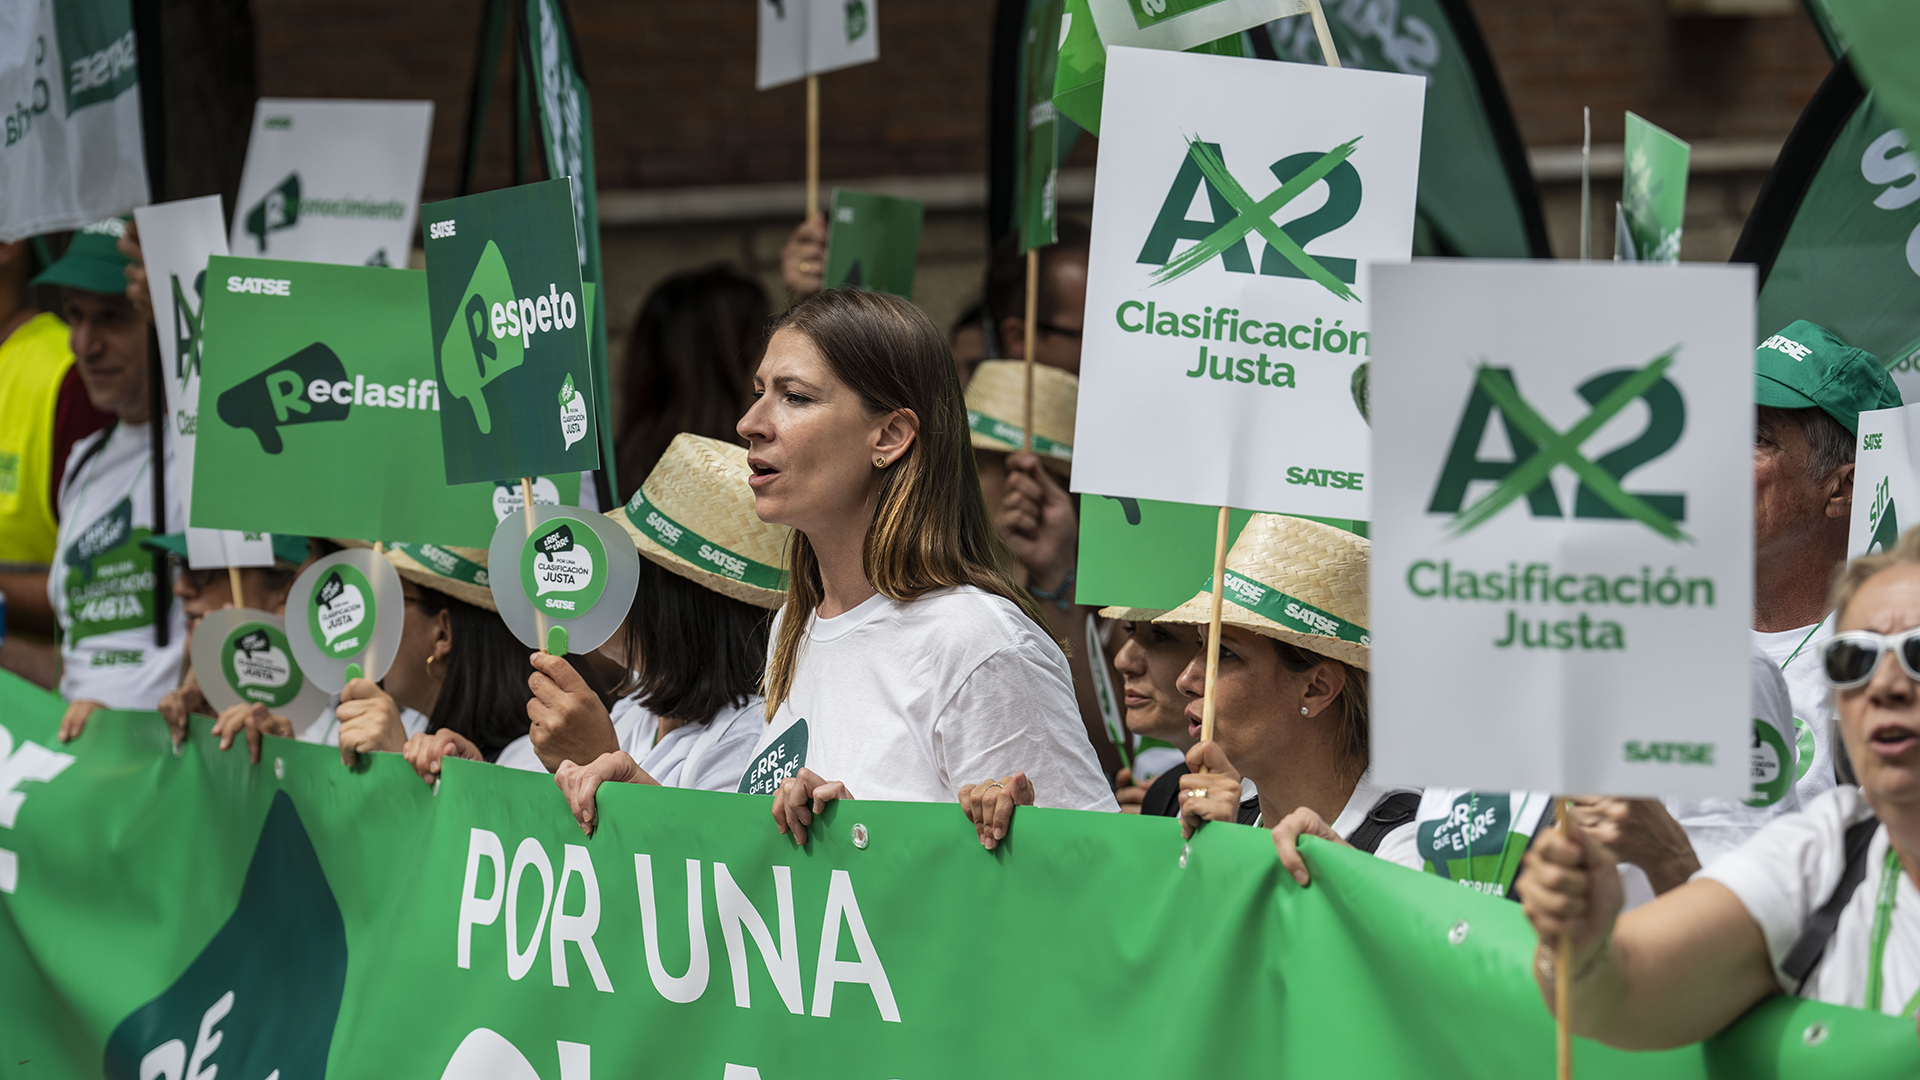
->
<box><xmin>192</xmin><ymin>608</ymin><xmax>327</xmax><ymax>734</ymax></box>
<box><xmin>489</xmin><ymin>506</ymin><xmax>638</xmax><ymax>655</ymax></box>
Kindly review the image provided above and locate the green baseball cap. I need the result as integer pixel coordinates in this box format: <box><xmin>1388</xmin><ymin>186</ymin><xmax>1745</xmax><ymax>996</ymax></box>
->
<box><xmin>141</xmin><ymin>532</ymin><xmax>315</xmax><ymax>569</ymax></box>
<box><xmin>1753</xmin><ymin>319</ymin><xmax>1901</xmax><ymax>435</ymax></box>
<box><xmin>29</xmin><ymin>216</ymin><xmax>132</xmax><ymax>295</ymax></box>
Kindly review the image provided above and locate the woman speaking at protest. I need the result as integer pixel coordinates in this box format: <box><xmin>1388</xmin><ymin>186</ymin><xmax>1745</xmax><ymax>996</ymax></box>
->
<box><xmin>522</xmin><ymin>435</ymin><xmax>790</xmax><ymax>830</ymax></box>
<box><xmin>737</xmin><ymin>288</ymin><xmax>1114</xmax><ymax>843</ymax></box>
<box><xmin>1521</xmin><ymin>527</ymin><xmax>1920</xmax><ymax>1041</ymax></box>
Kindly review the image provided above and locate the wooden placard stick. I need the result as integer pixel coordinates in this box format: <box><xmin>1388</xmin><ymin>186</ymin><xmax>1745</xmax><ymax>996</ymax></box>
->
<box><xmin>806</xmin><ymin>74</ymin><xmax>821</xmax><ymax>223</ymax></box>
<box><xmin>522</xmin><ymin>477</ymin><xmax>550</xmax><ymax>654</ymax></box>
<box><xmin>1306</xmin><ymin>0</ymin><xmax>1342</xmax><ymax>69</ymax></box>
<box><xmin>228</xmin><ymin>566</ymin><xmax>246</xmax><ymax>612</ymax></box>
<box><xmin>1199</xmin><ymin>505</ymin><xmax>1231</xmax><ymax>743</ymax></box>
<box><xmin>345</xmin><ymin>541</ymin><xmax>385</xmax><ymax>684</ymax></box>
<box><xmin>1023</xmin><ymin>247</ymin><xmax>1039</xmax><ymax>453</ymax></box>
<box><xmin>1556</xmin><ymin>797</ymin><xmax>1576</xmax><ymax>1080</ymax></box>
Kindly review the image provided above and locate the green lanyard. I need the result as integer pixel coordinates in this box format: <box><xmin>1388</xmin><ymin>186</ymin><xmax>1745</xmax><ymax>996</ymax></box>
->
<box><xmin>1864</xmin><ymin>845</ymin><xmax>1920</xmax><ymax>1016</ymax></box>
<box><xmin>1779</xmin><ymin>614</ymin><xmax>1827</xmax><ymax>672</ymax></box>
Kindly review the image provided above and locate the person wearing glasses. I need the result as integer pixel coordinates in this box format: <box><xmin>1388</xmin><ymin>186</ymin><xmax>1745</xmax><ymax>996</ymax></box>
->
<box><xmin>984</xmin><ymin>219</ymin><xmax>1088</xmax><ymax>375</ymax></box>
<box><xmin>1521</xmin><ymin>528</ymin><xmax>1920</xmax><ymax>1044</ymax></box>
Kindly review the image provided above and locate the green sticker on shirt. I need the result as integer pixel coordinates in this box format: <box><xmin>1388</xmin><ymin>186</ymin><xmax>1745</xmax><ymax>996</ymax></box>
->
<box><xmin>519</xmin><ymin>516</ymin><xmax>607</xmax><ymax>620</ymax></box>
<box><xmin>1793</xmin><ymin>716</ymin><xmax>1816</xmax><ymax>783</ymax></box>
<box><xmin>739</xmin><ymin>719</ymin><xmax>808</xmax><ymax>795</ymax></box>
<box><xmin>221</xmin><ymin>622</ymin><xmax>303</xmax><ymax>708</ymax></box>
<box><xmin>1747</xmin><ymin>718</ymin><xmax>1793</xmax><ymax>808</ymax></box>
<box><xmin>308</xmin><ymin>564</ymin><xmax>376</xmax><ymax>660</ymax></box>
<box><xmin>1417</xmin><ymin>791</ymin><xmax>1536</xmax><ymax>898</ymax></box>
<box><xmin>63</xmin><ymin>496</ymin><xmax>155</xmax><ymax>643</ymax></box>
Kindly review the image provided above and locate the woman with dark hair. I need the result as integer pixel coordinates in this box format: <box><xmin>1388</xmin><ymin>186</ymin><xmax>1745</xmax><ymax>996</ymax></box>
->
<box><xmin>736</xmin><ymin>287</ymin><xmax>1115</xmax><ymax>844</ymax></box>
<box><xmin>615</xmin><ymin>265</ymin><xmax>768</xmax><ymax>501</ymax></box>
<box><xmin>316</xmin><ymin>542</ymin><xmax>536</xmax><ymax>763</ymax></box>
<box><xmin>418</xmin><ymin>434</ymin><xmax>787</xmax><ymax>814</ymax></box>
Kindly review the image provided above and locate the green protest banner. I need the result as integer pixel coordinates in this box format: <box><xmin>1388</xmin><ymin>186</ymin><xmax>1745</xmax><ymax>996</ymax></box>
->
<box><xmin>1617</xmin><ymin>112</ymin><xmax>1690</xmax><ymax>263</ymax></box>
<box><xmin>823</xmin><ymin>189</ymin><xmax>924</xmax><ymax>299</ymax></box>
<box><xmin>422</xmin><ymin>178</ymin><xmax>601</xmax><ymax>487</ymax></box>
<box><xmin>1732</xmin><ymin>60</ymin><xmax>1920</xmax><ymax>400</ymax></box>
<box><xmin>521</xmin><ymin>0</ymin><xmax>618</xmax><ymax>503</ymax></box>
<box><xmin>3</xmin><ymin>672</ymin><xmax>1920</xmax><ymax>1078</ymax></box>
<box><xmin>1253</xmin><ymin>0</ymin><xmax>1551</xmax><ymax>259</ymax></box>
<box><xmin>1052</xmin><ymin>0</ymin><xmax>1287</xmax><ymax>135</ymax></box>
<box><xmin>192</xmin><ymin>255</ymin><xmax>580</xmax><ymax>547</ymax></box>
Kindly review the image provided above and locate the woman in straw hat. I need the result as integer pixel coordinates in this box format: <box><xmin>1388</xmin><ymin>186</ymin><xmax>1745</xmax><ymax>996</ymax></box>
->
<box><xmin>1161</xmin><ymin>515</ymin><xmax>1420</xmax><ymax>867</ymax></box>
<box><xmin>736</xmin><ymin>288</ymin><xmax>1114</xmax><ymax>842</ymax></box>
<box><xmin>480</xmin><ymin>435</ymin><xmax>784</xmax><ymax>829</ymax></box>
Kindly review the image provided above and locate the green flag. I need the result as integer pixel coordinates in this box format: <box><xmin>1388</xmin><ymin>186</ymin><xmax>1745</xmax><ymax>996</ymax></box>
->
<box><xmin>422</xmin><ymin>178</ymin><xmax>601</xmax><ymax>486</ymax></box>
<box><xmin>191</xmin><ymin>256</ymin><xmax>579</xmax><ymax>546</ymax></box>
<box><xmin>1018</xmin><ymin>0</ymin><xmax>1065</xmax><ymax>252</ymax></box>
<box><xmin>1254</xmin><ymin>0</ymin><xmax>1550</xmax><ymax>259</ymax></box>
<box><xmin>824</xmin><ymin>189</ymin><xmax>925</xmax><ymax>299</ymax></box>
<box><xmin>1052</xmin><ymin>0</ymin><xmax>1274</xmax><ymax>136</ymax></box>
<box><xmin>1733</xmin><ymin>60</ymin><xmax>1920</xmax><ymax>395</ymax></box>
<box><xmin>1618</xmin><ymin>112</ymin><xmax>1690</xmax><ymax>263</ymax></box>
<box><xmin>520</xmin><ymin>0</ymin><xmax>618</xmax><ymax>502</ymax></box>
<box><xmin>1824</xmin><ymin>0</ymin><xmax>1920</xmax><ymax>150</ymax></box>
<box><xmin>5</xmin><ymin>674</ymin><xmax>1920</xmax><ymax>1076</ymax></box>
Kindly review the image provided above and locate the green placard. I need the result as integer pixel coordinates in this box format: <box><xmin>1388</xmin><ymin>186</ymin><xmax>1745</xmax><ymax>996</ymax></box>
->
<box><xmin>1077</xmin><ymin>496</ymin><xmax>1367</xmax><ymax>611</ymax></box>
<box><xmin>307</xmin><ymin>564</ymin><xmax>375</xmax><ymax>661</ymax></box>
<box><xmin>421</xmin><ymin>178</ymin><xmax>601</xmax><ymax>486</ymax></box>
<box><xmin>220</xmin><ymin>621</ymin><xmax>303</xmax><ymax>708</ymax></box>
<box><xmin>192</xmin><ymin>256</ymin><xmax>580</xmax><ymax>547</ymax></box>
<box><xmin>823</xmin><ymin>189</ymin><xmax>925</xmax><ymax>300</ymax></box>
<box><xmin>519</xmin><ymin>515</ymin><xmax>608</xmax><ymax>620</ymax></box>
<box><xmin>1620</xmin><ymin>112</ymin><xmax>1689</xmax><ymax>264</ymax></box>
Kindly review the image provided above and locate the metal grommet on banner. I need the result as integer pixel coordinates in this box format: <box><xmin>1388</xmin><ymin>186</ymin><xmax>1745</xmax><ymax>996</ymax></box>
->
<box><xmin>851</xmin><ymin>823</ymin><xmax>869</xmax><ymax>849</ymax></box>
<box><xmin>1802</xmin><ymin>1023</ymin><xmax>1828</xmax><ymax>1047</ymax></box>
<box><xmin>1179</xmin><ymin>842</ymin><xmax>1191</xmax><ymax>870</ymax></box>
<box><xmin>274</xmin><ymin>757</ymin><xmax>285</xmax><ymax>780</ymax></box>
<box><xmin>1448</xmin><ymin>920</ymin><xmax>1470</xmax><ymax>946</ymax></box>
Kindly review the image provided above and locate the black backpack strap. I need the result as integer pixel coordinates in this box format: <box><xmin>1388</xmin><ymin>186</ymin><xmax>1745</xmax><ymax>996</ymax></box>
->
<box><xmin>1237</xmin><ymin>796</ymin><xmax>1262</xmax><ymax>826</ymax></box>
<box><xmin>1348</xmin><ymin>790</ymin><xmax>1422</xmax><ymax>855</ymax></box>
<box><xmin>1140</xmin><ymin>764</ymin><xmax>1189</xmax><ymax>819</ymax></box>
<box><xmin>1780</xmin><ymin>815</ymin><xmax>1881</xmax><ymax>992</ymax></box>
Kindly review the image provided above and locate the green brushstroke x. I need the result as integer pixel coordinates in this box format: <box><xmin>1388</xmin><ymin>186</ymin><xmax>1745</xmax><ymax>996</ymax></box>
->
<box><xmin>1450</xmin><ymin>347</ymin><xmax>1690</xmax><ymax>542</ymax></box>
<box><xmin>1151</xmin><ymin>135</ymin><xmax>1362</xmax><ymax>302</ymax></box>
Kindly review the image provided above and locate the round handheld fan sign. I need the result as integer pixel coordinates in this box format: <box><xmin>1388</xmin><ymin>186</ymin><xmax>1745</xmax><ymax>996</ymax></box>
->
<box><xmin>284</xmin><ymin>548</ymin><xmax>406</xmax><ymax>692</ymax></box>
<box><xmin>191</xmin><ymin>608</ymin><xmax>328</xmax><ymax>730</ymax></box>
<box><xmin>488</xmin><ymin>506</ymin><xmax>638</xmax><ymax>654</ymax></box>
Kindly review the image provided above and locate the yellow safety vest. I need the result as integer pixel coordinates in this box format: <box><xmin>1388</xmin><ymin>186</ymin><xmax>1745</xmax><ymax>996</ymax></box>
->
<box><xmin>0</xmin><ymin>312</ymin><xmax>75</xmax><ymax>570</ymax></box>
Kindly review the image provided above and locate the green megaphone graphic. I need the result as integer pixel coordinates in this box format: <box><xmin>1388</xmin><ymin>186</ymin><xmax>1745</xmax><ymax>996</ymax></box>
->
<box><xmin>439</xmin><ymin>240</ymin><xmax>524</xmax><ymax>435</ymax></box>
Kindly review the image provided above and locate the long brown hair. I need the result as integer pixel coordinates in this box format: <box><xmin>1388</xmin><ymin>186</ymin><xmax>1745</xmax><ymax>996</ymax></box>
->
<box><xmin>761</xmin><ymin>288</ymin><xmax>1044</xmax><ymax>716</ymax></box>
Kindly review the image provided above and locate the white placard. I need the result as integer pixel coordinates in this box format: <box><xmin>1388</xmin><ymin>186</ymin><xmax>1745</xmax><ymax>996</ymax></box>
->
<box><xmin>229</xmin><ymin>99</ymin><xmax>433</xmax><ymax>267</ymax></box>
<box><xmin>1071</xmin><ymin>48</ymin><xmax>1424</xmax><ymax>516</ymax></box>
<box><xmin>1850</xmin><ymin>404</ymin><xmax>1920</xmax><ymax>558</ymax></box>
<box><xmin>1370</xmin><ymin>260</ymin><xmax>1754</xmax><ymax>798</ymax></box>
<box><xmin>134</xmin><ymin>196</ymin><xmax>274</xmax><ymax>570</ymax></box>
<box><xmin>757</xmin><ymin>0</ymin><xmax>880</xmax><ymax>90</ymax></box>
<box><xmin>1084</xmin><ymin>0</ymin><xmax>1307</xmax><ymax>53</ymax></box>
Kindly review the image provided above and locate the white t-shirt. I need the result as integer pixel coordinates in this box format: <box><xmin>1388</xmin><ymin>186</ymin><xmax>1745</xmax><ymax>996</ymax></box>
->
<box><xmin>1754</xmin><ymin>619</ymin><xmax>1836</xmax><ymax>807</ymax></box>
<box><xmin>50</xmin><ymin>423</ymin><xmax>185</xmax><ymax>709</ymax></box>
<box><xmin>738</xmin><ymin>587</ymin><xmax>1117</xmax><ymax>811</ymax></box>
<box><xmin>494</xmin><ymin>694</ymin><xmax>759</xmax><ymax>791</ymax></box>
<box><xmin>297</xmin><ymin>694</ymin><xmax>430</xmax><ymax>747</ymax></box>
<box><xmin>1699</xmin><ymin>786</ymin><xmax>1920</xmax><ymax>1013</ymax></box>
<box><xmin>1664</xmin><ymin>650</ymin><xmax>1805</xmax><ymax>871</ymax></box>
<box><xmin>1412</xmin><ymin>788</ymin><xmax>1552</xmax><ymax>897</ymax></box>
<box><xmin>1328</xmin><ymin>771</ymin><xmax>1422</xmax><ymax>871</ymax></box>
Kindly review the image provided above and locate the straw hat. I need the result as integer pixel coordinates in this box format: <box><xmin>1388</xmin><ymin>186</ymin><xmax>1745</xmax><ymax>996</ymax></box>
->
<box><xmin>1098</xmin><ymin>606</ymin><xmax>1167</xmax><ymax>623</ymax></box>
<box><xmin>1156</xmin><ymin>515</ymin><xmax>1370</xmax><ymax>670</ymax></box>
<box><xmin>378</xmin><ymin>541</ymin><xmax>497</xmax><ymax>611</ymax></box>
<box><xmin>965</xmin><ymin>360</ymin><xmax>1076</xmax><ymax>474</ymax></box>
<box><xmin>608</xmin><ymin>433</ymin><xmax>792</xmax><ymax>609</ymax></box>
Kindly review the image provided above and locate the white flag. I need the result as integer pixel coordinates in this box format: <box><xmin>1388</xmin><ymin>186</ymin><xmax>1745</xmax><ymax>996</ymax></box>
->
<box><xmin>0</xmin><ymin>0</ymin><xmax>150</xmax><ymax>241</ymax></box>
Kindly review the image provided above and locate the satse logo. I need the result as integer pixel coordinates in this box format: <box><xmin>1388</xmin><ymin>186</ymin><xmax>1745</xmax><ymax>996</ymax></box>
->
<box><xmin>1427</xmin><ymin>348</ymin><xmax>1690</xmax><ymax>541</ymax></box>
<box><xmin>1138</xmin><ymin>136</ymin><xmax>1365</xmax><ymax>301</ymax></box>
